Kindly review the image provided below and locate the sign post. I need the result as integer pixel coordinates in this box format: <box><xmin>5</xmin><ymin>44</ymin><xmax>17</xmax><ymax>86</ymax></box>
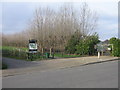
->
<box><xmin>28</xmin><ymin>39</ymin><xmax>37</xmax><ymax>60</ymax></box>
<box><xmin>96</xmin><ymin>43</ymin><xmax>113</xmax><ymax>58</ymax></box>
<box><xmin>29</xmin><ymin>39</ymin><xmax>37</xmax><ymax>53</ymax></box>
<box><xmin>98</xmin><ymin>52</ymin><xmax>100</xmax><ymax>59</ymax></box>
<box><xmin>96</xmin><ymin>43</ymin><xmax>102</xmax><ymax>59</ymax></box>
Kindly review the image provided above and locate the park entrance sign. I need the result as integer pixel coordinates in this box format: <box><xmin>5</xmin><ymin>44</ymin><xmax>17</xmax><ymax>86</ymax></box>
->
<box><xmin>96</xmin><ymin>43</ymin><xmax>105</xmax><ymax>52</ymax></box>
<box><xmin>29</xmin><ymin>39</ymin><xmax>37</xmax><ymax>53</ymax></box>
<box><xmin>29</xmin><ymin>43</ymin><xmax>37</xmax><ymax>50</ymax></box>
<box><xmin>96</xmin><ymin>42</ymin><xmax>113</xmax><ymax>58</ymax></box>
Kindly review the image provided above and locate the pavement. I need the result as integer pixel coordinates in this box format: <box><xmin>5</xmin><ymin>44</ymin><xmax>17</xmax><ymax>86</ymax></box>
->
<box><xmin>2</xmin><ymin>60</ymin><xmax>118</xmax><ymax>88</ymax></box>
<box><xmin>2</xmin><ymin>56</ymin><xmax>119</xmax><ymax>77</ymax></box>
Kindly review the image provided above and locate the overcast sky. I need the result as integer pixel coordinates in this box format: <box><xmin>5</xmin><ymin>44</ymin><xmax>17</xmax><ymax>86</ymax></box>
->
<box><xmin>1</xmin><ymin>0</ymin><xmax>118</xmax><ymax>41</ymax></box>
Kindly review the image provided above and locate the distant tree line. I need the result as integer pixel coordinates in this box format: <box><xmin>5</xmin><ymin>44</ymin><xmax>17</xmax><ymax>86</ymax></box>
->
<box><xmin>2</xmin><ymin>3</ymin><xmax>98</xmax><ymax>54</ymax></box>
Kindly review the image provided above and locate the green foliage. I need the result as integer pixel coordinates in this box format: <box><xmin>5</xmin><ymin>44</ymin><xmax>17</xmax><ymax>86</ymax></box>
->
<box><xmin>2</xmin><ymin>46</ymin><xmax>28</xmax><ymax>60</ymax></box>
<box><xmin>76</xmin><ymin>39</ymin><xmax>89</xmax><ymax>55</ymax></box>
<box><xmin>76</xmin><ymin>35</ymin><xmax>99</xmax><ymax>55</ymax></box>
<box><xmin>109</xmin><ymin>37</ymin><xmax>120</xmax><ymax>57</ymax></box>
<box><xmin>2</xmin><ymin>46</ymin><xmax>51</xmax><ymax>61</ymax></box>
<box><xmin>65</xmin><ymin>32</ymin><xmax>100</xmax><ymax>55</ymax></box>
<box><xmin>65</xmin><ymin>31</ymin><xmax>81</xmax><ymax>54</ymax></box>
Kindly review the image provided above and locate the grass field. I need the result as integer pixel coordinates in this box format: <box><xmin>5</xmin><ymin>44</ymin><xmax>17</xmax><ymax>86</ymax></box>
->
<box><xmin>1</xmin><ymin>46</ymin><xmax>81</xmax><ymax>61</ymax></box>
<box><xmin>2</xmin><ymin>46</ymin><xmax>28</xmax><ymax>60</ymax></box>
<box><xmin>2</xmin><ymin>46</ymin><xmax>48</xmax><ymax>61</ymax></box>
<box><xmin>2</xmin><ymin>46</ymin><xmax>28</xmax><ymax>51</ymax></box>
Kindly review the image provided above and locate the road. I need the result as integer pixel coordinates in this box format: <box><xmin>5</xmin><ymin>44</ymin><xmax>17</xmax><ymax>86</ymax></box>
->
<box><xmin>2</xmin><ymin>60</ymin><xmax>118</xmax><ymax>88</ymax></box>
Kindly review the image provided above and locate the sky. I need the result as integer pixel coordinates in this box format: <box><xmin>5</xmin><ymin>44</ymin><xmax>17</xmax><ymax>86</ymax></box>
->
<box><xmin>0</xmin><ymin>0</ymin><xmax>119</xmax><ymax>41</ymax></box>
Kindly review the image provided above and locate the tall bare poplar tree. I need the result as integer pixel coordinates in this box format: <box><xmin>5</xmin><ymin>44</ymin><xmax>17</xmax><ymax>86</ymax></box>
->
<box><xmin>2</xmin><ymin>3</ymin><xmax>98</xmax><ymax>52</ymax></box>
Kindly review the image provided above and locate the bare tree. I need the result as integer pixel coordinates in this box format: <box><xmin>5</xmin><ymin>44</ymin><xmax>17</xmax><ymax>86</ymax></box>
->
<box><xmin>79</xmin><ymin>3</ymin><xmax>98</xmax><ymax>37</ymax></box>
<box><xmin>2</xmin><ymin>2</ymin><xmax>98</xmax><ymax>52</ymax></box>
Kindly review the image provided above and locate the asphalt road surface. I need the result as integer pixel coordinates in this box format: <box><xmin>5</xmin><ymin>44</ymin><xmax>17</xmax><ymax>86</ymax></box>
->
<box><xmin>2</xmin><ymin>61</ymin><xmax>118</xmax><ymax>88</ymax></box>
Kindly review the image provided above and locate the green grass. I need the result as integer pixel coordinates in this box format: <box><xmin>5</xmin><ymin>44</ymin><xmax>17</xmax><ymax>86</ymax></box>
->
<box><xmin>1</xmin><ymin>46</ymin><xmax>81</xmax><ymax>61</ymax></box>
<box><xmin>2</xmin><ymin>46</ymin><xmax>48</xmax><ymax>61</ymax></box>
<box><xmin>54</xmin><ymin>53</ymin><xmax>81</xmax><ymax>58</ymax></box>
<box><xmin>1</xmin><ymin>46</ymin><xmax>28</xmax><ymax>51</ymax></box>
<box><xmin>1</xmin><ymin>46</ymin><xmax>28</xmax><ymax>58</ymax></box>
<box><xmin>2</xmin><ymin>46</ymin><xmax>28</xmax><ymax>60</ymax></box>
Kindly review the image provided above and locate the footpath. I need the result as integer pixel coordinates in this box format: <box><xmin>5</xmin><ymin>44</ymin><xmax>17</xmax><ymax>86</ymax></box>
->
<box><xmin>2</xmin><ymin>56</ymin><xmax>119</xmax><ymax>77</ymax></box>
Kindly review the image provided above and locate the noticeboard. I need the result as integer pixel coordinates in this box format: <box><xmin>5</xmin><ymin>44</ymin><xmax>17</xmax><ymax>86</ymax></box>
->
<box><xmin>96</xmin><ymin>43</ymin><xmax>110</xmax><ymax>52</ymax></box>
<box><xmin>29</xmin><ymin>43</ymin><xmax>37</xmax><ymax>50</ymax></box>
<box><xmin>97</xmin><ymin>45</ymin><xmax>102</xmax><ymax>52</ymax></box>
<box><xmin>29</xmin><ymin>39</ymin><xmax>37</xmax><ymax>53</ymax></box>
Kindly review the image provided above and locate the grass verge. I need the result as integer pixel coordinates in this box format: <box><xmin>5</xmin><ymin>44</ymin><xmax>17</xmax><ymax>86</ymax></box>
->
<box><xmin>54</xmin><ymin>53</ymin><xmax>81</xmax><ymax>58</ymax></box>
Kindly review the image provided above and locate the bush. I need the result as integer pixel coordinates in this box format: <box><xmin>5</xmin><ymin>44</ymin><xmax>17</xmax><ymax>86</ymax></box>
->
<box><xmin>65</xmin><ymin>32</ymin><xmax>99</xmax><ymax>55</ymax></box>
<box><xmin>109</xmin><ymin>37</ymin><xmax>120</xmax><ymax>57</ymax></box>
<box><xmin>65</xmin><ymin>31</ymin><xmax>81</xmax><ymax>54</ymax></box>
<box><xmin>76</xmin><ymin>35</ymin><xmax>99</xmax><ymax>55</ymax></box>
<box><xmin>2</xmin><ymin>46</ymin><xmax>28</xmax><ymax>59</ymax></box>
<box><xmin>2</xmin><ymin>46</ymin><xmax>48</xmax><ymax>61</ymax></box>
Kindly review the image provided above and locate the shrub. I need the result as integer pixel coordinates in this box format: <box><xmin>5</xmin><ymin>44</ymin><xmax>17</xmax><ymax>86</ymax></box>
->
<box><xmin>2</xmin><ymin>46</ymin><xmax>48</xmax><ymax>61</ymax></box>
<box><xmin>76</xmin><ymin>35</ymin><xmax>99</xmax><ymax>55</ymax></box>
<box><xmin>65</xmin><ymin>31</ymin><xmax>82</xmax><ymax>54</ymax></box>
<box><xmin>2</xmin><ymin>46</ymin><xmax>28</xmax><ymax>60</ymax></box>
<box><xmin>65</xmin><ymin>32</ymin><xmax>99</xmax><ymax>55</ymax></box>
<box><xmin>109</xmin><ymin>37</ymin><xmax>120</xmax><ymax>57</ymax></box>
